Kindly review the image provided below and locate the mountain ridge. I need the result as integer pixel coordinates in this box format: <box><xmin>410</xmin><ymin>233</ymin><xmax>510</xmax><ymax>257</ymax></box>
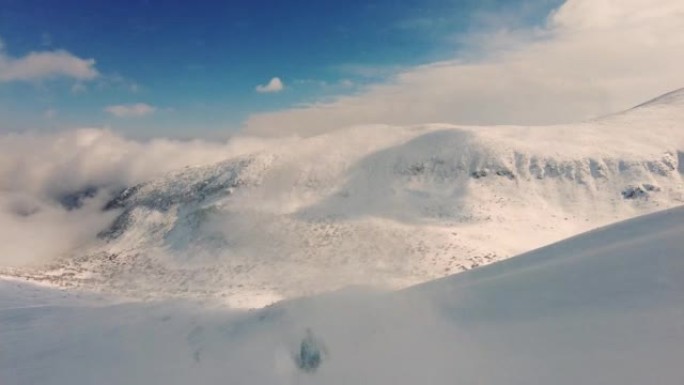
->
<box><xmin>3</xmin><ymin>89</ymin><xmax>684</xmax><ymax>308</ymax></box>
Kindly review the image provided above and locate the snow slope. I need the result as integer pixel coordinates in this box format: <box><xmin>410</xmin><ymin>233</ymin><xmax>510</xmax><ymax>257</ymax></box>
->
<box><xmin>3</xmin><ymin>89</ymin><xmax>684</xmax><ymax>307</ymax></box>
<box><xmin>2</xmin><ymin>205</ymin><xmax>683</xmax><ymax>384</ymax></box>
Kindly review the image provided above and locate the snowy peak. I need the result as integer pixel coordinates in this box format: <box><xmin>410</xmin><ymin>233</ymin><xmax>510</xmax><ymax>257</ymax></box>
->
<box><xmin>600</xmin><ymin>87</ymin><xmax>684</xmax><ymax>128</ymax></box>
<box><xmin>632</xmin><ymin>87</ymin><xmax>684</xmax><ymax>109</ymax></box>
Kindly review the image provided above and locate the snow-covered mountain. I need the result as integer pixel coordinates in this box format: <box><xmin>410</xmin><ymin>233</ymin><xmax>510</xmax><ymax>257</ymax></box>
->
<box><xmin>2</xmin><ymin>204</ymin><xmax>683</xmax><ymax>385</ymax></box>
<box><xmin>4</xmin><ymin>89</ymin><xmax>684</xmax><ymax>307</ymax></box>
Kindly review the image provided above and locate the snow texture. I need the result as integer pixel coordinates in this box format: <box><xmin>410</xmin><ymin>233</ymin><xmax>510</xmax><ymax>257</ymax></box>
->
<box><xmin>1</xmin><ymin>205</ymin><xmax>683</xmax><ymax>384</ymax></box>
<box><xmin>2</xmin><ymin>89</ymin><xmax>684</xmax><ymax>307</ymax></box>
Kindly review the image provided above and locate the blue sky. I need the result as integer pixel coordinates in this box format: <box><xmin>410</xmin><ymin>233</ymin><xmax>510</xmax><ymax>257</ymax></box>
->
<box><xmin>0</xmin><ymin>0</ymin><xmax>563</xmax><ymax>138</ymax></box>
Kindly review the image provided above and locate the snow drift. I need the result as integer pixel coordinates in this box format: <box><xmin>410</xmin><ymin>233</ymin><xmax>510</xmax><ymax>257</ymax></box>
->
<box><xmin>1</xmin><ymin>205</ymin><xmax>683</xmax><ymax>384</ymax></box>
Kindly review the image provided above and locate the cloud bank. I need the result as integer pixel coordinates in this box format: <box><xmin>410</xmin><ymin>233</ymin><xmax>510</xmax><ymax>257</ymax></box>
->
<box><xmin>0</xmin><ymin>37</ymin><xmax>99</xmax><ymax>82</ymax></box>
<box><xmin>105</xmin><ymin>103</ymin><xmax>156</xmax><ymax>118</ymax></box>
<box><xmin>0</xmin><ymin>129</ymin><xmax>278</xmax><ymax>266</ymax></box>
<box><xmin>244</xmin><ymin>0</ymin><xmax>684</xmax><ymax>137</ymax></box>
<box><xmin>256</xmin><ymin>77</ymin><xmax>284</xmax><ymax>93</ymax></box>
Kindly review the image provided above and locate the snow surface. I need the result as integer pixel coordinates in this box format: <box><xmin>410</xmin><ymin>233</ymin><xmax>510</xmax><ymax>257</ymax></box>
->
<box><xmin>1</xmin><ymin>205</ymin><xmax>683</xmax><ymax>384</ymax></box>
<box><xmin>3</xmin><ymin>89</ymin><xmax>684</xmax><ymax>307</ymax></box>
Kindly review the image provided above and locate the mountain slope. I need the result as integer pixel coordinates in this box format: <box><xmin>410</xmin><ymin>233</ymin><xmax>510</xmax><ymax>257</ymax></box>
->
<box><xmin>4</xmin><ymin>89</ymin><xmax>684</xmax><ymax>307</ymax></box>
<box><xmin>2</xmin><ymin>205</ymin><xmax>683</xmax><ymax>385</ymax></box>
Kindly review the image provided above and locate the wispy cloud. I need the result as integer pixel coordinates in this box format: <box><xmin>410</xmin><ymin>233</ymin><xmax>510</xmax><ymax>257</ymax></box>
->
<box><xmin>335</xmin><ymin>64</ymin><xmax>403</xmax><ymax>80</ymax></box>
<box><xmin>245</xmin><ymin>0</ymin><xmax>684</xmax><ymax>137</ymax></box>
<box><xmin>105</xmin><ymin>103</ymin><xmax>156</xmax><ymax>118</ymax></box>
<box><xmin>71</xmin><ymin>82</ymin><xmax>87</xmax><ymax>94</ymax></box>
<box><xmin>256</xmin><ymin>77</ymin><xmax>284</xmax><ymax>93</ymax></box>
<box><xmin>0</xmin><ymin>37</ymin><xmax>99</xmax><ymax>82</ymax></box>
<box><xmin>100</xmin><ymin>73</ymin><xmax>142</xmax><ymax>93</ymax></box>
<box><xmin>0</xmin><ymin>128</ymin><xmax>274</xmax><ymax>266</ymax></box>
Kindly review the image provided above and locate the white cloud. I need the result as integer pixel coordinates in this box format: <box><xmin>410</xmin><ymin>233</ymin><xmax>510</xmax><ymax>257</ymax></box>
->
<box><xmin>0</xmin><ymin>128</ymin><xmax>277</xmax><ymax>266</ymax></box>
<box><xmin>105</xmin><ymin>103</ymin><xmax>156</xmax><ymax>118</ymax></box>
<box><xmin>0</xmin><ymin>37</ymin><xmax>99</xmax><ymax>82</ymax></box>
<box><xmin>245</xmin><ymin>0</ymin><xmax>684</xmax><ymax>137</ymax></box>
<box><xmin>255</xmin><ymin>77</ymin><xmax>284</xmax><ymax>93</ymax></box>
